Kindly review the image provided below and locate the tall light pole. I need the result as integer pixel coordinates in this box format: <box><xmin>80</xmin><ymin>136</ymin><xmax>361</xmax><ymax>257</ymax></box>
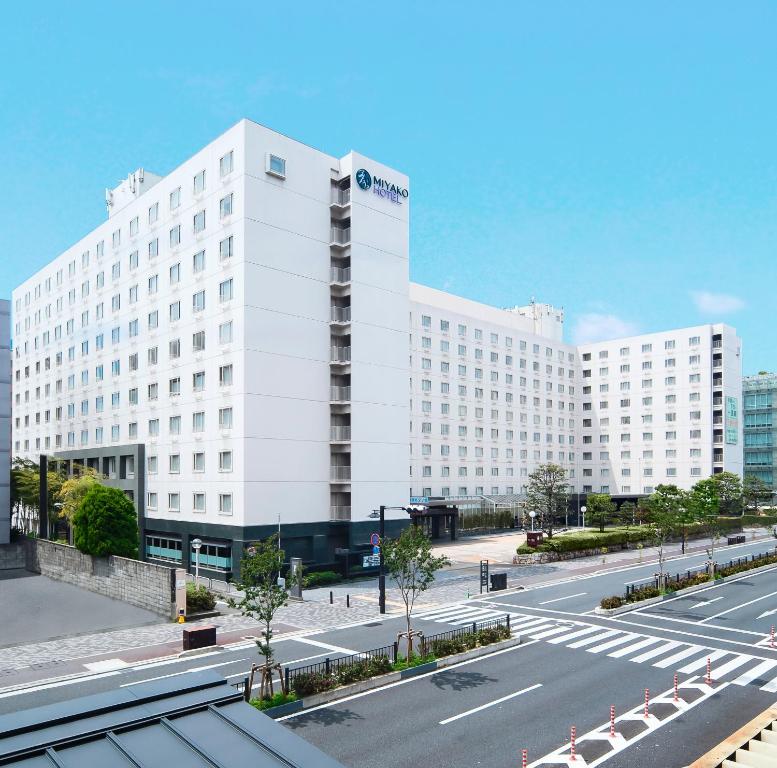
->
<box><xmin>369</xmin><ymin>506</ymin><xmax>386</xmax><ymax>614</ymax></box>
<box><xmin>529</xmin><ymin>510</ymin><xmax>536</xmax><ymax>532</ymax></box>
<box><xmin>581</xmin><ymin>505</ymin><xmax>587</xmax><ymax>530</ymax></box>
<box><xmin>191</xmin><ymin>538</ymin><xmax>202</xmax><ymax>587</ymax></box>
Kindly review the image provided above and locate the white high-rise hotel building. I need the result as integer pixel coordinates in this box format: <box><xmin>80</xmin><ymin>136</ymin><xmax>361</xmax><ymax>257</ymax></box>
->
<box><xmin>10</xmin><ymin>120</ymin><xmax>742</xmax><ymax>573</ymax></box>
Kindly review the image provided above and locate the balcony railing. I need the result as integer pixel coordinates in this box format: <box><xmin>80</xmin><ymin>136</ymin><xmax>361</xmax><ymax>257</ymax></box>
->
<box><xmin>713</xmin><ymin>360</ymin><xmax>723</xmax><ymax>369</ymax></box>
<box><xmin>330</xmin><ymin>227</ymin><xmax>351</xmax><ymax>246</ymax></box>
<box><xmin>330</xmin><ymin>466</ymin><xmax>352</xmax><ymax>481</ymax></box>
<box><xmin>330</xmin><ymin>306</ymin><xmax>351</xmax><ymax>323</ymax></box>
<box><xmin>713</xmin><ymin>340</ymin><xmax>723</xmax><ymax>348</ymax></box>
<box><xmin>331</xmin><ymin>188</ymin><xmax>351</xmax><ymax>206</ymax></box>
<box><xmin>330</xmin><ymin>385</ymin><xmax>351</xmax><ymax>401</ymax></box>
<box><xmin>330</xmin><ymin>426</ymin><xmax>351</xmax><ymax>441</ymax></box>
<box><xmin>330</xmin><ymin>266</ymin><xmax>351</xmax><ymax>283</ymax></box>
<box><xmin>330</xmin><ymin>505</ymin><xmax>351</xmax><ymax>521</ymax></box>
<box><xmin>330</xmin><ymin>346</ymin><xmax>351</xmax><ymax>363</ymax></box>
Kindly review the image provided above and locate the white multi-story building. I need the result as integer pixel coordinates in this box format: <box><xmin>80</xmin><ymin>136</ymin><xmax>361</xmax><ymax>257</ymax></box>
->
<box><xmin>0</xmin><ymin>300</ymin><xmax>10</xmax><ymax>544</ymax></box>
<box><xmin>9</xmin><ymin>119</ymin><xmax>743</xmax><ymax>571</ymax></box>
<box><xmin>409</xmin><ymin>286</ymin><xmax>742</xmax><ymax>499</ymax></box>
<box><xmin>10</xmin><ymin>120</ymin><xmax>409</xmax><ymax>573</ymax></box>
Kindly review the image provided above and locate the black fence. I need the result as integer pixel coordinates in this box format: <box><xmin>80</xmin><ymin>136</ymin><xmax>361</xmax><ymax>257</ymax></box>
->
<box><xmin>232</xmin><ymin>677</ymin><xmax>250</xmax><ymax>702</ymax></box>
<box><xmin>284</xmin><ymin>615</ymin><xmax>512</xmax><ymax>692</ymax></box>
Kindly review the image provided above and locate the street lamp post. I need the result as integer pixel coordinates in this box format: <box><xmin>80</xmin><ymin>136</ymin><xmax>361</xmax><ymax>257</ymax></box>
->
<box><xmin>529</xmin><ymin>510</ymin><xmax>536</xmax><ymax>532</ymax></box>
<box><xmin>581</xmin><ymin>506</ymin><xmax>587</xmax><ymax>530</ymax></box>
<box><xmin>191</xmin><ymin>538</ymin><xmax>202</xmax><ymax>587</ymax></box>
<box><xmin>369</xmin><ymin>507</ymin><xmax>387</xmax><ymax>614</ymax></box>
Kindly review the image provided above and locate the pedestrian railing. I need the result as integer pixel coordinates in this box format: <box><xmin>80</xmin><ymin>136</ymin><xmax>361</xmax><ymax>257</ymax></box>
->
<box><xmin>419</xmin><ymin>615</ymin><xmax>511</xmax><ymax>654</ymax></box>
<box><xmin>285</xmin><ymin>643</ymin><xmax>396</xmax><ymax>691</ymax></box>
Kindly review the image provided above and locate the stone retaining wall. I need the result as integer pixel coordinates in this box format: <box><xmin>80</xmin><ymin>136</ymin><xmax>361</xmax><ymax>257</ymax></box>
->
<box><xmin>24</xmin><ymin>539</ymin><xmax>176</xmax><ymax>618</ymax></box>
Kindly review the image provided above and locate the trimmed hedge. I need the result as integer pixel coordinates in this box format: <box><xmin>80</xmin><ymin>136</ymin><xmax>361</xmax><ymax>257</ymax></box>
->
<box><xmin>718</xmin><ymin>551</ymin><xmax>777</xmax><ymax>578</ymax></box>
<box><xmin>186</xmin><ymin>582</ymin><xmax>216</xmax><ymax>612</ymax></box>
<box><xmin>302</xmin><ymin>570</ymin><xmax>341</xmax><ymax>588</ymax></box>
<box><xmin>516</xmin><ymin>544</ymin><xmax>537</xmax><ymax>555</ymax></box>
<box><xmin>250</xmin><ymin>692</ymin><xmax>297</xmax><ymax>711</ymax></box>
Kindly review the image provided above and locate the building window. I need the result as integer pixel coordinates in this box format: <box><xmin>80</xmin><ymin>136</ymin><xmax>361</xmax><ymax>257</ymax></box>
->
<box><xmin>169</xmin><ymin>225</ymin><xmax>181</xmax><ymax>248</ymax></box>
<box><xmin>169</xmin><ymin>454</ymin><xmax>181</xmax><ymax>473</ymax></box>
<box><xmin>146</xmin><ymin>534</ymin><xmax>181</xmax><ymax>563</ymax></box>
<box><xmin>193</xmin><ymin>452</ymin><xmax>205</xmax><ymax>472</ymax></box>
<box><xmin>193</xmin><ymin>371</ymin><xmax>205</xmax><ymax>391</ymax></box>
<box><xmin>219</xmin><ymin>407</ymin><xmax>233</xmax><ymax>430</ymax></box>
<box><xmin>219</xmin><ymin>364</ymin><xmax>233</xmax><ymax>386</ymax></box>
<box><xmin>219</xmin><ymin>450</ymin><xmax>232</xmax><ymax>472</ymax></box>
<box><xmin>192</xmin><ymin>492</ymin><xmax>206</xmax><ymax>513</ymax></box>
<box><xmin>170</xmin><ymin>187</ymin><xmax>181</xmax><ymax>210</ymax></box>
<box><xmin>193</xmin><ymin>210</ymin><xmax>206</xmax><ymax>233</ymax></box>
<box><xmin>193</xmin><ymin>250</ymin><xmax>206</xmax><ymax>274</ymax></box>
<box><xmin>219</xmin><ymin>236</ymin><xmax>233</xmax><ymax>261</ymax></box>
<box><xmin>266</xmin><ymin>153</ymin><xmax>286</xmax><ymax>178</ymax></box>
<box><xmin>219</xmin><ymin>193</ymin><xmax>233</xmax><ymax>219</ymax></box>
<box><xmin>218</xmin><ymin>493</ymin><xmax>233</xmax><ymax>516</ymax></box>
<box><xmin>194</xmin><ymin>170</ymin><xmax>206</xmax><ymax>194</ymax></box>
<box><xmin>220</xmin><ymin>150</ymin><xmax>234</xmax><ymax>177</ymax></box>
<box><xmin>168</xmin><ymin>493</ymin><xmax>180</xmax><ymax>512</ymax></box>
<box><xmin>219</xmin><ymin>278</ymin><xmax>233</xmax><ymax>303</ymax></box>
<box><xmin>219</xmin><ymin>321</ymin><xmax>233</xmax><ymax>345</ymax></box>
<box><xmin>193</xmin><ymin>411</ymin><xmax>205</xmax><ymax>432</ymax></box>
<box><xmin>193</xmin><ymin>330</ymin><xmax>206</xmax><ymax>352</ymax></box>
<box><xmin>191</xmin><ymin>541</ymin><xmax>231</xmax><ymax>572</ymax></box>
<box><xmin>193</xmin><ymin>290</ymin><xmax>205</xmax><ymax>313</ymax></box>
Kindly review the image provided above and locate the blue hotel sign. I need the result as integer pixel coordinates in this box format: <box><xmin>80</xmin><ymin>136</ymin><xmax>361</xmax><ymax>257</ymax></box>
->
<box><xmin>355</xmin><ymin>168</ymin><xmax>408</xmax><ymax>206</ymax></box>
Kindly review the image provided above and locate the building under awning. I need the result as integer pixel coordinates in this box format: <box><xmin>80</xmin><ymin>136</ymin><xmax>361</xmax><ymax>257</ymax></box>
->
<box><xmin>0</xmin><ymin>669</ymin><xmax>343</xmax><ymax>768</ymax></box>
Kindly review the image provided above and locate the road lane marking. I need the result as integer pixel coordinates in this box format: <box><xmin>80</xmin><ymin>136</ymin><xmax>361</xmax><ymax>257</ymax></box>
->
<box><xmin>438</xmin><ymin>683</ymin><xmax>543</xmax><ymax>725</ymax></box>
<box><xmin>733</xmin><ymin>659</ymin><xmax>777</xmax><ymax>686</ymax></box>
<box><xmin>699</xmin><ymin>588</ymin><xmax>777</xmax><ymax>624</ymax></box>
<box><xmin>710</xmin><ymin>654</ymin><xmax>753</xmax><ymax>678</ymax></box>
<box><xmin>567</xmin><ymin>630</ymin><xmax>619</xmax><ymax>649</ymax></box>
<box><xmin>547</xmin><ymin>626</ymin><xmax>602</xmax><ymax>644</ymax></box>
<box><xmin>629</xmin><ymin>641</ymin><xmax>680</xmax><ymax>663</ymax></box>
<box><xmin>538</xmin><ymin>592</ymin><xmax>587</xmax><ymax>605</ymax></box>
<box><xmin>761</xmin><ymin>673</ymin><xmax>777</xmax><ymax>692</ymax></box>
<box><xmin>291</xmin><ymin>637</ymin><xmax>359</xmax><ymax>655</ymax></box>
<box><xmin>652</xmin><ymin>645</ymin><xmax>705</xmax><ymax>668</ymax></box>
<box><xmin>82</xmin><ymin>658</ymin><xmax>129</xmax><ymax>672</ymax></box>
<box><xmin>527</xmin><ymin>626</ymin><xmax>575</xmax><ymax>640</ymax></box>
<box><xmin>678</xmin><ymin>649</ymin><xmax>729</xmax><ymax>673</ymax></box>
<box><xmin>690</xmin><ymin>596</ymin><xmax>725</xmax><ymax>609</ymax></box>
<box><xmin>608</xmin><ymin>637</ymin><xmax>661</xmax><ymax>658</ymax></box>
<box><xmin>508</xmin><ymin>617</ymin><xmax>557</xmax><ymax>630</ymax></box>
<box><xmin>277</xmin><ymin>640</ymin><xmax>541</xmax><ymax>720</ymax></box>
<box><xmin>586</xmin><ymin>633</ymin><xmax>639</xmax><ymax>654</ymax></box>
<box><xmin>120</xmin><ymin>657</ymin><xmax>251</xmax><ymax>687</ymax></box>
<box><xmin>0</xmin><ymin>670</ymin><xmax>123</xmax><ymax>699</ymax></box>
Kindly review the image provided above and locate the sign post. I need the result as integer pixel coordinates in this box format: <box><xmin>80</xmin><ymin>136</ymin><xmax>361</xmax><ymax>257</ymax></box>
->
<box><xmin>480</xmin><ymin>560</ymin><xmax>489</xmax><ymax>594</ymax></box>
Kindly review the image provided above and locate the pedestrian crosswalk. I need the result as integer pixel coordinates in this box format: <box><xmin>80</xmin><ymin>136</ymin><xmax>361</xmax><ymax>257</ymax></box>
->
<box><xmin>413</xmin><ymin>602</ymin><xmax>777</xmax><ymax>692</ymax></box>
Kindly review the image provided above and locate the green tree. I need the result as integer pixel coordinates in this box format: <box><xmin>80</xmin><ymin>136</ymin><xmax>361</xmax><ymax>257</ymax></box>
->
<box><xmin>228</xmin><ymin>535</ymin><xmax>292</xmax><ymax>698</ymax></box>
<box><xmin>57</xmin><ymin>468</ymin><xmax>104</xmax><ymax>523</ymax></box>
<box><xmin>710</xmin><ymin>471</ymin><xmax>743</xmax><ymax>516</ymax></box>
<box><xmin>618</xmin><ymin>501</ymin><xmax>636</xmax><ymax>528</ymax></box>
<box><xmin>586</xmin><ymin>493</ymin><xmax>616</xmax><ymax>532</ymax></box>
<box><xmin>689</xmin><ymin>477</ymin><xmax>721</xmax><ymax>574</ymax></box>
<box><xmin>383</xmin><ymin>524</ymin><xmax>449</xmax><ymax>658</ymax></box>
<box><xmin>647</xmin><ymin>502</ymin><xmax>678</xmax><ymax>587</ymax></box>
<box><xmin>526</xmin><ymin>463</ymin><xmax>568</xmax><ymax>538</ymax></box>
<box><xmin>11</xmin><ymin>457</ymin><xmax>65</xmax><ymax>537</ymax></box>
<box><xmin>743</xmin><ymin>475</ymin><xmax>773</xmax><ymax>511</ymax></box>
<box><xmin>648</xmin><ymin>484</ymin><xmax>693</xmax><ymax>553</ymax></box>
<box><xmin>72</xmin><ymin>485</ymin><xmax>139</xmax><ymax>558</ymax></box>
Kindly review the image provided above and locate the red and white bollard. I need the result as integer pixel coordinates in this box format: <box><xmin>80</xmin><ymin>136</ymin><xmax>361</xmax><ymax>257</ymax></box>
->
<box><xmin>609</xmin><ymin>705</ymin><xmax>616</xmax><ymax>737</ymax></box>
<box><xmin>521</xmin><ymin>748</ymin><xmax>528</xmax><ymax>768</ymax></box>
<box><xmin>644</xmin><ymin>688</ymin><xmax>650</xmax><ymax>718</ymax></box>
<box><xmin>771</xmin><ymin>625</ymin><xmax>775</xmax><ymax>650</ymax></box>
<box><xmin>570</xmin><ymin>726</ymin><xmax>577</xmax><ymax>761</ymax></box>
<box><xmin>706</xmin><ymin>657</ymin><xmax>712</xmax><ymax>685</ymax></box>
<box><xmin>673</xmin><ymin>673</ymin><xmax>679</xmax><ymax>702</ymax></box>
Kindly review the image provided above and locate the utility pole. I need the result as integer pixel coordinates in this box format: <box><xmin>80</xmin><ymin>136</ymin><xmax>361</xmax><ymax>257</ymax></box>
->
<box><xmin>378</xmin><ymin>505</ymin><xmax>386</xmax><ymax>614</ymax></box>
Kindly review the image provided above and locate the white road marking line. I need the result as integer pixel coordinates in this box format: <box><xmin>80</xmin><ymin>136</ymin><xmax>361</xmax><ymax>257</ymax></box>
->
<box><xmin>690</xmin><ymin>596</ymin><xmax>725</xmax><ymax>609</ymax></box>
<box><xmin>120</xmin><ymin>658</ymin><xmax>249</xmax><ymax>687</ymax></box>
<box><xmin>733</xmin><ymin>659</ymin><xmax>777</xmax><ymax>686</ymax></box>
<box><xmin>678</xmin><ymin>649</ymin><xmax>729</xmax><ymax>674</ymax></box>
<box><xmin>83</xmin><ymin>658</ymin><xmax>129</xmax><ymax>672</ymax></box>
<box><xmin>567</xmin><ymin>630</ymin><xmax>620</xmax><ymax>649</ymax></box>
<box><xmin>586</xmin><ymin>634</ymin><xmax>640</xmax><ymax>654</ymax></box>
<box><xmin>547</xmin><ymin>626</ymin><xmax>602</xmax><ymax>644</ymax></box>
<box><xmin>414</xmin><ymin>606</ymin><xmax>485</xmax><ymax>621</ymax></box>
<box><xmin>292</xmin><ymin>637</ymin><xmax>358</xmax><ymax>655</ymax></box>
<box><xmin>447</xmin><ymin>611</ymin><xmax>508</xmax><ymax>625</ymax></box>
<box><xmin>528</xmin><ymin>626</ymin><xmax>574</xmax><ymax>640</ymax></box>
<box><xmin>608</xmin><ymin>637</ymin><xmax>661</xmax><ymax>658</ymax></box>
<box><xmin>538</xmin><ymin>592</ymin><xmax>587</xmax><ymax>605</ymax></box>
<box><xmin>699</xmin><ymin>589</ymin><xmax>777</xmax><ymax>624</ymax></box>
<box><xmin>508</xmin><ymin>617</ymin><xmax>557</xmax><ymax>630</ymax></box>
<box><xmin>652</xmin><ymin>645</ymin><xmax>705</xmax><ymax>669</ymax></box>
<box><xmin>710</xmin><ymin>654</ymin><xmax>753</xmax><ymax>678</ymax></box>
<box><xmin>439</xmin><ymin>683</ymin><xmax>543</xmax><ymax>725</ymax></box>
<box><xmin>0</xmin><ymin>670</ymin><xmax>123</xmax><ymax>699</ymax></box>
<box><xmin>761</xmin><ymin>672</ymin><xmax>777</xmax><ymax>692</ymax></box>
<box><xmin>629</xmin><ymin>641</ymin><xmax>681</xmax><ymax>664</ymax></box>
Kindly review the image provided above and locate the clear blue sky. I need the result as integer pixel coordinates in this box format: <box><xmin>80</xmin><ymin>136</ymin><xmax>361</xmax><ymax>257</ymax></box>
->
<box><xmin>2</xmin><ymin>2</ymin><xmax>775</xmax><ymax>373</ymax></box>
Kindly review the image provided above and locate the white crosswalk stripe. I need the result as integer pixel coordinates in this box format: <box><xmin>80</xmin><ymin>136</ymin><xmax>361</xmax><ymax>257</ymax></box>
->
<box><xmin>678</xmin><ymin>649</ymin><xmax>728</xmax><ymax>674</ymax></box>
<box><xmin>630</xmin><ymin>641</ymin><xmax>681</xmax><ymax>664</ymax></box>
<box><xmin>412</xmin><ymin>604</ymin><xmax>535</xmax><ymax>629</ymax></box>
<box><xmin>528</xmin><ymin>625</ymin><xmax>576</xmax><ymax>641</ymax></box>
<box><xmin>652</xmin><ymin>644</ymin><xmax>705</xmax><ymax>669</ymax></box>
<box><xmin>733</xmin><ymin>659</ymin><xmax>777</xmax><ymax>686</ymax></box>
<box><xmin>608</xmin><ymin>637</ymin><xmax>661</xmax><ymax>658</ymax></box>
<box><xmin>587</xmin><ymin>633</ymin><xmax>640</xmax><ymax>654</ymax></box>
<box><xmin>548</xmin><ymin>626</ymin><xmax>602</xmax><ymax>645</ymax></box>
<box><xmin>567</xmin><ymin>630</ymin><xmax>619</xmax><ymax>649</ymax></box>
<box><xmin>760</xmin><ymin>674</ymin><xmax>777</xmax><ymax>693</ymax></box>
<box><xmin>711</xmin><ymin>654</ymin><xmax>753</xmax><ymax>678</ymax></box>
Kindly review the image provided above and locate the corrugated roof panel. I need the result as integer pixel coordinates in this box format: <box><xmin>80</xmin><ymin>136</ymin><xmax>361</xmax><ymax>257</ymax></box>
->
<box><xmin>114</xmin><ymin>723</ymin><xmax>212</xmax><ymax>767</ymax></box>
<box><xmin>54</xmin><ymin>738</ymin><xmax>136</xmax><ymax>768</ymax></box>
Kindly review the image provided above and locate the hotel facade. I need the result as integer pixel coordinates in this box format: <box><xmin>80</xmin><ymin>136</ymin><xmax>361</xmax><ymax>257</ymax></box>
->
<box><xmin>10</xmin><ymin>120</ymin><xmax>743</xmax><ymax>573</ymax></box>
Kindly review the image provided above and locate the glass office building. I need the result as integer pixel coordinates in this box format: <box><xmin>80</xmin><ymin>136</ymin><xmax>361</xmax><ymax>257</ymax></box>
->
<box><xmin>743</xmin><ymin>373</ymin><xmax>777</xmax><ymax>488</ymax></box>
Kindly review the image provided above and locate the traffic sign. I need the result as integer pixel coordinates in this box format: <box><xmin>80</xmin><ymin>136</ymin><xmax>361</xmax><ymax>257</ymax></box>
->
<box><xmin>362</xmin><ymin>554</ymin><xmax>381</xmax><ymax>568</ymax></box>
<box><xmin>410</xmin><ymin>496</ymin><xmax>429</xmax><ymax>504</ymax></box>
<box><xmin>373</xmin><ymin>545</ymin><xmax>380</xmax><ymax>555</ymax></box>
<box><xmin>370</xmin><ymin>532</ymin><xmax>380</xmax><ymax>547</ymax></box>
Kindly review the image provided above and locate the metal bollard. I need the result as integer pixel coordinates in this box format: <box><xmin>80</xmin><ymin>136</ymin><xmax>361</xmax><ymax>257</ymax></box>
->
<box><xmin>609</xmin><ymin>705</ymin><xmax>615</xmax><ymax>737</ymax></box>
<box><xmin>674</xmin><ymin>673</ymin><xmax>679</xmax><ymax>702</ymax></box>
<box><xmin>570</xmin><ymin>726</ymin><xmax>576</xmax><ymax>761</ymax></box>
<box><xmin>346</xmin><ymin>594</ymin><xmax>350</xmax><ymax>608</ymax></box>
<box><xmin>330</xmin><ymin>590</ymin><xmax>333</xmax><ymax>604</ymax></box>
<box><xmin>644</xmin><ymin>688</ymin><xmax>650</xmax><ymax>718</ymax></box>
<box><xmin>771</xmin><ymin>625</ymin><xmax>775</xmax><ymax>650</ymax></box>
<box><xmin>521</xmin><ymin>749</ymin><xmax>527</xmax><ymax>768</ymax></box>
<box><xmin>706</xmin><ymin>657</ymin><xmax>712</xmax><ymax>685</ymax></box>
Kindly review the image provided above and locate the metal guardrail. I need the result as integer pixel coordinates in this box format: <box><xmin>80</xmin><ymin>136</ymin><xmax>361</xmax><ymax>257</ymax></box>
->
<box><xmin>420</xmin><ymin>615</ymin><xmax>511</xmax><ymax>654</ymax></box>
<box><xmin>285</xmin><ymin>643</ymin><xmax>395</xmax><ymax>690</ymax></box>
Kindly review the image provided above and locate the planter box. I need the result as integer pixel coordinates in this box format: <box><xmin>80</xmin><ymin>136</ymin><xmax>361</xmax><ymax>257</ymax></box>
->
<box><xmin>399</xmin><ymin>661</ymin><xmax>437</xmax><ymax>679</ymax></box>
<box><xmin>264</xmin><ymin>699</ymin><xmax>304</xmax><ymax>719</ymax></box>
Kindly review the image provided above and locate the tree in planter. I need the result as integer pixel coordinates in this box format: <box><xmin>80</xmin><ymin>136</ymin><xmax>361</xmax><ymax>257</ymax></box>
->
<box><xmin>689</xmin><ymin>477</ymin><xmax>722</xmax><ymax>576</ymax></box>
<box><xmin>743</xmin><ymin>474</ymin><xmax>773</xmax><ymax>512</ymax></box>
<box><xmin>526</xmin><ymin>463</ymin><xmax>568</xmax><ymax>539</ymax></box>
<box><xmin>382</xmin><ymin>524</ymin><xmax>449</xmax><ymax>658</ymax></box>
<box><xmin>649</xmin><ymin>484</ymin><xmax>692</xmax><ymax>553</ymax></box>
<box><xmin>228</xmin><ymin>535</ymin><xmax>295</xmax><ymax>700</ymax></box>
<box><xmin>646</xmin><ymin>502</ymin><xmax>678</xmax><ymax>590</ymax></box>
<box><xmin>710</xmin><ymin>471</ymin><xmax>743</xmax><ymax>516</ymax></box>
<box><xmin>586</xmin><ymin>493</ymin><xmax>616</xmax><ymax>533</ymax></box>
<box><xmin>72</xmin><ymin>485</ymin><xmax>138</xmax><ymax>558</ymax></box>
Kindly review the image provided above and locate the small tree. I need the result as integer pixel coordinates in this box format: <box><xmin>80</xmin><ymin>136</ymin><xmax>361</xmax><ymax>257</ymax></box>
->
<box><xmin>646</xmin><ymin>503</ymin><xmax>677</xmax><ymax>588</ymax></box>
<box><xmin>649</xmin><ymin>484</ymin><xmax>692</xmax><ymax>553</ymax></box>
<box><xmin>228</xmin><ymin>535</ymin><xmax>292</xmax><ymax>699</ymax></box>
<box><xmin>689</xmin><ymin>477</ymin><xmax>721</xmax><ymax>575</ymax></box>
<box><xmin>526</xmin><ymin>463</ymin><xmax>568</xmax><ymax>539</ymax></box>
<box><xmin>383</xmin><ymin>524</ymin><xmax>449</xmax><ymax>658</ymax></box>
<box><xmin>743</xmin><ymin>474</ymin><xmax>773</xmax><ymax>512</ymax></box>
<box><xmin>72</xmin><ymin>485</ymin><xmax>138</xmax><ymax>558</ymax></box>
<box><xmin>619</xmin><ymin>501</ymin><xmax>636</xmax><ymax>528</ymax></box>
<box><xmin>586</xmin><ymin>493</ymin><xmax>616</xmax><ymax>532</ymax></box>
<box><xmin>710</xmin><ymin>471</ymin><xmax>743</xmax><ymax>516</ymax></box>
<box><xmin>58</xmin><ymin>468</ymin><xmax>104</xmax><ymax>523</ymax></box>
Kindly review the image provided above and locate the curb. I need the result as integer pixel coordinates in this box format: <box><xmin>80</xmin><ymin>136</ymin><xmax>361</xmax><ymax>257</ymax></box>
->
<box><xmin>264</xmin><ymin>634</ymin><xmax>522</xmax><ymax>718</ymax></box>
<box><xmin>595</xmin><ymin>559</ymin><xmax>777</xmax><ymax>616</ymax></box>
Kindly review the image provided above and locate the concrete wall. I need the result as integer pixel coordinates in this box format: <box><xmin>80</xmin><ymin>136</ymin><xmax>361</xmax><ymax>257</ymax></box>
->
<box><xmin>25</xmin><ymin>538</ymin><xmax>175</xmax><ymax>618</ymax></box>
<box><xmin>0</xmin><ymin>543</ymin><xmax>25</xmax><ymax>570</ymax></box>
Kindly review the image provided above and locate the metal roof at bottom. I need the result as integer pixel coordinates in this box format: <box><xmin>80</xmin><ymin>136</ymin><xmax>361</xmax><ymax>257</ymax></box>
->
<box><xmin>0</xmin><ymin>669</ymin><xmax>343</xmax><ymax>768</ymax></box>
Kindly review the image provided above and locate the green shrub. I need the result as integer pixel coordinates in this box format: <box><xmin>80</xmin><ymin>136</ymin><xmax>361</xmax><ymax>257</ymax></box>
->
<box><xmin>477</xmin><ymin>625</ymin><xmax>510</xmax><ymax>645</ymax></box>
<box><xmin>186</xmin><ymin>582</ymin><xmax>216</xmax><ymax>612</ymax></box>
<box><xmin>663</xmin><ymin>572</ymin><xmax>711</xmax><ymax>593</ymax></box>
<box><xmin>429</xmin><ymin>636</ymin><xmax>467</xmax><ymax>657</ymax></box>
<box><xmin>291</xmin><ymin>671</ymin><xmax>337</xmax><ymax>697</ymax></box>
<box><xmin>600</xmin><ymin>596</ymin><xmax>624</xmax><ymax>609</ymax></box>
<box><xmin>303</xmin><ymin>570</ymin><xmax>341</xmax><ymax>588</ymax></box>
<box><xmin>335</xmin><ymin>656</ymin><xmax>392</xmax><ymax>685</ymax></box>
<box><xmin>249</xmin><ymin>692</ymin><xmax>297</xmax><ymax>711</ymax></box>
<box><xmin>392</xmin><ymin>653</ymin><xmax>435</xmax><ymax>671</ymax></box>
<box><xmin>626</xmin><ymin>585</ymin><xmax>660</xmax><ymax>603</ymax></box>
<box><xmin>718</xmin><ymin>552</ymin><xmax>777</xmax><ymax>578</ymax></box>
<box><xmin>516</xmin><ymin>544</ymin><xmax>537</xmax><ymax>555</ymax></box>
<box><xmin>72</xmin><ymin>485</ymin><xmax>139</xmax><ymax>558</ymax></box>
